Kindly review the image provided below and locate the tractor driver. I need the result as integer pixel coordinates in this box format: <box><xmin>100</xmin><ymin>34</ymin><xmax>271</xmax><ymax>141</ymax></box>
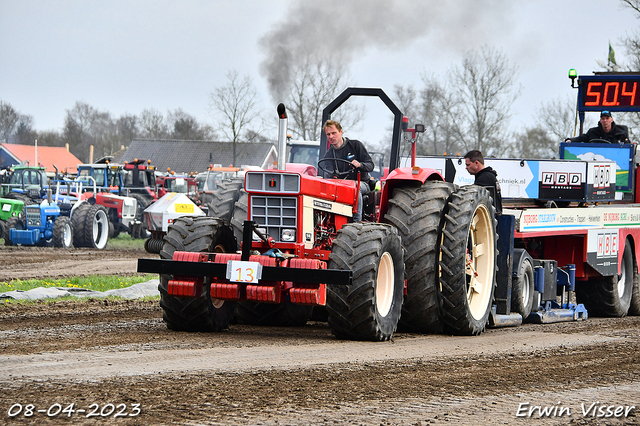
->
<box><xmin>321</xmin><ymin>120</ymin><xmax>374</xmax><ymax>222</ymax></box>
<box><xmin>565</xmin><ymin>110</ymin><xmax>630</xmax><ymax>144</ymax></box>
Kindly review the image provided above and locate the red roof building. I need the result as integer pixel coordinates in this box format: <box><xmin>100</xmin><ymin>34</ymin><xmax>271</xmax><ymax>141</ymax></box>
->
<box><xmin>0</xmin><ymin>143</ymin><xmax>82</xmax><ymax>175</ymax></box>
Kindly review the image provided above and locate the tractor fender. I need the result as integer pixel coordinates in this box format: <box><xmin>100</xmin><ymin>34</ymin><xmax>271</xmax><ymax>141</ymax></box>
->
<box><xmin>378</xmin><ymin>166</ymin><xmax>444</xmax><ymax>219</ymax></box>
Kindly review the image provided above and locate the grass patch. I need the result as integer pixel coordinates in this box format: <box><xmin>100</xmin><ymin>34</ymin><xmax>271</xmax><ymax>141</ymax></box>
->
<box><xmin>107</xmin><ymin>233</ymin><xmax>147</xmax><ymax>250</ymax></box>
<box><xmin>0</xmin><ymin>232</ymin><xmax>147</xmax><ymax>250</ymax></box>
<box><xmin>0</xmin><ymin>274</ymin><xmax>156</xmax><ymax>293</ymax></box>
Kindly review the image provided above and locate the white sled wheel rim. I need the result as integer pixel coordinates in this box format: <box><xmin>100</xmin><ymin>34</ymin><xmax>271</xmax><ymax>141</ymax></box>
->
<box><xmin>466</xmin><ymin>204</ymin><xmax>495</xmax><ymax>320</ymax></box>
<box><xmin>376</xmin><ymin>251</ymin><xmax>395</xmax><ymax>317</ymax></box>
<box><xmin>618</xmin><ymin>255</ymin><xmax>627</xmax><ymax>298</ymax></box>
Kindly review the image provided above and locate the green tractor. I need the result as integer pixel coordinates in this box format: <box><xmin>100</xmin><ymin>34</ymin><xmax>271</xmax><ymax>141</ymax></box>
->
<box><xmin>0</xmin><ymin>164</ymin><xmax>49</xmax><ymax>204</ymax></box>
<box><xmin>0</xmin><ymin>197</ymin><xmax>24</xmax><ymax>242</ymax></box>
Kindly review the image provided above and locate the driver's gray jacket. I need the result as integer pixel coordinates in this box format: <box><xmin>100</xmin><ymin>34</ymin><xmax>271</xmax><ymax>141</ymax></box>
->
<box><xmin>568</xmin><ymin>121</ymin><xmax>629</xmax><ymax>143</ymax></box>
<box><xmin>321</xmin><ymin>137</ymin><xmax>374</xmax><ymax>181</ymax></box>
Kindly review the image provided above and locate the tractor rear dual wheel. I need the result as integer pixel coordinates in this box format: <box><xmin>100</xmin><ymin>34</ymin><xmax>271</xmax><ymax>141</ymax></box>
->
<box><xmin>72</xmin><ymin>204</ymin><xmax>109</xmax><ymax>249</ymax></box>
<box><xmin>439</xmin><ymin>185</ymin><xmax>498</xmax><ymax>336</ymax></box>
<box><xmin>206</xmin><ymin>179</ymin><xmax>245</xmax><ymax>222</ymax></box>
<box><xmin>326</xmin><ymin>223</ymin><xmax>405</xmax><ymax>341</ymax></box>
<box><xmin>383</xmin><ymin>180</ymin><xmax>454</xmax><ymax>333</ymax></box>
<box><xmin>159</xmin><ymin>216</ymin><xmax>237</xmax><ymax>332</ymax></box>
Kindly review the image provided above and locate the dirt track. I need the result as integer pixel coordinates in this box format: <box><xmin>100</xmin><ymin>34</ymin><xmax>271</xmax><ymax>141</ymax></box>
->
<box><xmin>1</xmin><ymin>246</ymin><xmax>639</xmax><ymax>425</ymax></box>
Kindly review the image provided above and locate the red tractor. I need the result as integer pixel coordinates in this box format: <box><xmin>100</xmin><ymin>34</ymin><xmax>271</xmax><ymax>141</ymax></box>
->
<box><xmin>155</xmin><ymin>172</ymin><xmax>199</xmax><ymax>201</ymax></box>
<box><xmin>139</xmin><ymin>88</ymin><xmax>496</xmax><ymax>341</ymax></box>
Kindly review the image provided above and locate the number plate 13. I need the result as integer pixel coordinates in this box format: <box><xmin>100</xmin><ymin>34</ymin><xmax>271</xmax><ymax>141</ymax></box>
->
<box><xmin>226</xmin><ymin>260</ymin><xmax>263</xmax><ymax>283</ymax></box>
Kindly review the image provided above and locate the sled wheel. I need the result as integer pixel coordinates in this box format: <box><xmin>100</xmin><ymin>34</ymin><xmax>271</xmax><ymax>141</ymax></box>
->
<box><xmin>629</xmin><ymin>243</ymin><xmax>640</xmax><ymax>316</ymax></box>
<box><xmin>326</xmin><ymin>223</ymin><xmax>404</xmax><ymax>341</ymax></box>
<box><xmin>577</xmin><ymin>239</ymin><xmax>634</xmax><ymax>317</ymax></box>
<box><xmin>439</xmin><ymin>186</ymin><xmax>498</xmax><ymax>335</ymax></box>
<box><xmin>511</xmin><ymin>249</ymin><xmax>535</xmax><ymax>319</ymax></box>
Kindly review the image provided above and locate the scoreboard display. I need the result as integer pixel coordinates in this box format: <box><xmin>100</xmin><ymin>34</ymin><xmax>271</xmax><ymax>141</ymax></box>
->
<box><xmin>578</xmin><ymin>75</ymin><xmax>640</xmax><ymax>112</ymax></box>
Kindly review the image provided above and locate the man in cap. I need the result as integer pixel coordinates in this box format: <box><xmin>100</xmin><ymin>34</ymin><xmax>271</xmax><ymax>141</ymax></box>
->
<box><xmin>565</xmin><ymin>111</ymin><xmax>629</xmax><ymax>143</ymax></box>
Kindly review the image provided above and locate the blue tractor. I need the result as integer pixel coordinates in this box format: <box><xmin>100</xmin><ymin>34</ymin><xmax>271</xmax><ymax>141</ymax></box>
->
<box><xmin>6</xmin><ymin>191</ymin><xmax>73</xmax><ymax>248</ymax></box>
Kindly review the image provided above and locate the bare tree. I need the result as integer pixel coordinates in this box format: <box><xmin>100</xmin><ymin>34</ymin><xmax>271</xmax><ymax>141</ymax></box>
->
<box><xmin>0</xmin><ymin>100</ymin><xmax>35</xmax><ymax>145</ymax></box>
<box><xmin>618</xmin><ymin>0</ymin><xmax>640</xmax><ymax>133</ymax></box>
<box><xmin>0</xmin><ymin>101</ymin><xmax>20</xmax><ymax>144</ymax></box>
<box><xmin>536</xmin><ymin>95</ymin><xmax>577</xmax><ymax>141</ymax></box>
<box><xmin>209</xmin><ymin>70</ymin><xmax>263</xmax><ymax>166</ymax></box>
<box><xmin>509</xmin><ymin>126</ymin><xmax>557</xmax><ymax>159</ymax></box>
<box><xmin>167</xmin><ymin>108</ymin><xmax>216</xmax><ymax>140</ymax></box>
<box><xmin>115</xmin><ymin>113</ymin><xmax>139</xmax><ymax>148</ymax></box>
<box><xmin>450</xmin><ymin>46</ymin><xmax>520</xmax><ymax>156</ymax></box>
<box><xmin>139</xmin><ymin>108</ymin><xmax>168</xmax><ymax>139</ymax></box>
<box><xmin>63</xmin><ymin>102</ymin><xmax>98</xmax><ymax>162</ymax></box>
<box><xmin>285</xmin><ymin>54</ymin><xmax>362</xmax><ymax>142</ymax></box>
<box><xmin>394</xmin><ymin>77</ymin><xmax>464</xmax><ymax>158</ymax></box>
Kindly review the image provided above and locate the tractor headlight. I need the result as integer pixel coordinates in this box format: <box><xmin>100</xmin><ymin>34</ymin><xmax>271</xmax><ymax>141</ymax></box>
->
<box><xmin>253</xmin><ymin>227</ymin><xmax>268</xmax><ymax>241</ymax></box>
<box><xmin>281</xmin><ymin>229</ymin><xmax>296</xmax><ymax>242</ymax></box>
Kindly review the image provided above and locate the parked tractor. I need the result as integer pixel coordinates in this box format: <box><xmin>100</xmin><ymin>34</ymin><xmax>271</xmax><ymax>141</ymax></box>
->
<box><xmin>5</xmin><ymin>189</ymin><xmax>73</xmax><ymax>248</ymax></box>
<box><xmin>156</xmin><ymin>172</ymin><xmax>199</xmax><ymax>202</ymax></box>
<box><xmin>0</xmin><ymin>197</ymin><xmax>24</xmax><ymax>241</ymax></box>
<box><xmin>139</xmin><ymin>79</ymin><xmax>640</xmax><ymax>342</ymax></box>
<box><xmin>75</xmin><ymin>163</ymin><xmax>142</xmax><ymax>238</ymax></box>
<box><xmin>195</xmin><ymin>166</ymin><xmax>241</xmax><ymax>206</ymax></box>
<box><xmin>6</xmin><ymin>180</ymin><xmax>110</xmax><ymax>249</ymax></box>
<box><xmin>0</xmin><ymin>164</ymin><xmax>49</xmax><ymax>204</ymax></box>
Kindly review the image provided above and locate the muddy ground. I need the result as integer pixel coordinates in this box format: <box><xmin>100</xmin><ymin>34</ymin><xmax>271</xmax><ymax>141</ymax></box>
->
<box><xmin>0</xmin><ymin>245</ymin><xmax>639</xmax><ymax>425</ymax></box>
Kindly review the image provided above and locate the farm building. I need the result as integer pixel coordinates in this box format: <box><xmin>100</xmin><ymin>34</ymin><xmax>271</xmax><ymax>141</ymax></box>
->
<box><xmin>112</xmin><ymin>139</ymin><xmax>277</xmax><ymax>173</ymax></box>
<box><xmin>0</xmin><ymin>143</ymin><xmax>83</xmax><ymax>175</ymax></box>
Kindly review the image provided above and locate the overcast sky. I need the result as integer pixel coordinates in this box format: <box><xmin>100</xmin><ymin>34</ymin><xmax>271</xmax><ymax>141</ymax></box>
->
<box><xmin>1</xmin><ymin>0</ymin><xmax>638</xmax><ymax>146</ymax></box>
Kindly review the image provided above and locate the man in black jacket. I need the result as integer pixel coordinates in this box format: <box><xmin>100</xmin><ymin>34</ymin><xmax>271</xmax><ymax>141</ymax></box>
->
<box><xmin>321</xmin><ymin>120</ymin><xmax>374</xmax><ymax>222</ymax></box>
<box><xmin>565</xmin><ymin>110</ymin><xmax>629</xmax><ymax>143</ymax></box>
<box><xmin>464</xmin><ymin>150</ymin><xmax>503</xmax><ymax>214</ymax></box>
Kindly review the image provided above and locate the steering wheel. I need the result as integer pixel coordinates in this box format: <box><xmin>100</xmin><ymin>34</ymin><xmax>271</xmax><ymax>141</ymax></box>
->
<box><xmin>317</xmin><ymin>158</ymin><xmax>356</xmax><ymax>178</ymax></box>
<box><xmin>589</xmin><ymin>138</ymin><xmax>612</xmax><ymax>144</ymax></box>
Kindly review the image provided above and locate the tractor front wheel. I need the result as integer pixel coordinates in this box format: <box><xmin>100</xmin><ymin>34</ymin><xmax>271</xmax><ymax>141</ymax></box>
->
<box><xmin>3</xmin><ymin>216</ymin><xmax>24</xmax><ymax>246</ymax></box>
<box><xmin>53</xmin><ymin>216</ymin><xmax>74</xmax><ymax>248</ymax></box>
<box><xmin>326</xmin><ymin>223</ymin><xmax>404</xmax><ymax>341</ymax></box>
<box><xmin>159</xmin><ymin>216</ymin><xmax>237</xmax><ymax>332</ymax></box>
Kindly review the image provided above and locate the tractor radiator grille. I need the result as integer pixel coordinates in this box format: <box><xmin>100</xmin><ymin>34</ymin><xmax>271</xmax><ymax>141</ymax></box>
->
<box><xmin>25</xmin><ymin>205</ymin><xmax>41</xmax><ymax>227</ymax></box>
<box><xmin>250</xmin><ymin>196</ymin><xmax>297</xmax><ymax>242</ymax></box>
<box><xmin>122</xmin><ymin>199</ymin><xmax>137</xmax><ymax>219</ymax></box>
